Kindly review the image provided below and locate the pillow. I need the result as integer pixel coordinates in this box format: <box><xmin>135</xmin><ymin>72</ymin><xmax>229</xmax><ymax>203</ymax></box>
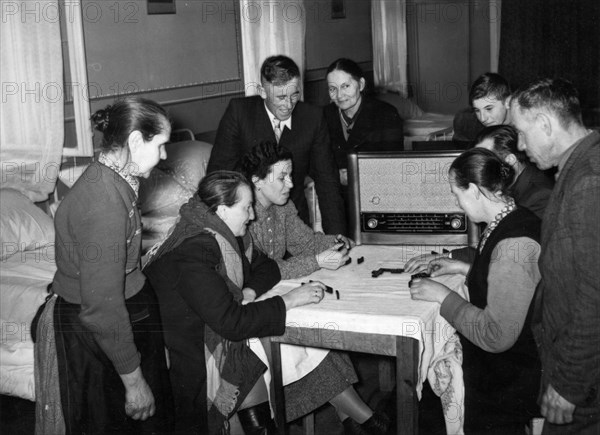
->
<box><xmin>0</xmin><ymin>189</ymin><xmax>55</xmax><ymax>260</ymax></box>
<box><xmin>138</xmin><ymin>140</ymin><xmax>212</xmax><ymax>254</ymax></box>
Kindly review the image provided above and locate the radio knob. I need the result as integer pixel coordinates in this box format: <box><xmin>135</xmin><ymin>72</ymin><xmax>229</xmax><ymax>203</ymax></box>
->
<box><xmin>367</xmin><ymin>218</ymin><xmax>379</xmax><ymax>229</ymax></box>
<box><xmin>450</xmin><ymin>216</ymin><xmax>463</xmax><ymax>229</ymax></box>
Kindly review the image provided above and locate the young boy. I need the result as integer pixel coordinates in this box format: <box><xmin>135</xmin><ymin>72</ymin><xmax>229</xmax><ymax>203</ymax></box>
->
<box><xmin>453</xmin><ymin>72</ymin><xmax>511</xmax><ymax>143</ymax></box>
<box><xmin>470</xmin><ymin>72</ymin><xmax>511</xmax><ymax>126</ymax></box>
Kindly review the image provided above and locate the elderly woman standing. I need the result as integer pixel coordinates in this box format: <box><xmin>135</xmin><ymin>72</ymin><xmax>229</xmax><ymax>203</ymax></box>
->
<box><xmin>324</xmin><ymin>58</ymin><xmax>403</xmax><ymax>181</ymax></box>
<box><xmin>33</xmin><ymin>97</ymin><xmax>173</xmax><ymax>434</ymax></box>
<box><xmin>410</xmin><ymin>148</ymin><xmax>542</xmax><ymax>433</ymax></box>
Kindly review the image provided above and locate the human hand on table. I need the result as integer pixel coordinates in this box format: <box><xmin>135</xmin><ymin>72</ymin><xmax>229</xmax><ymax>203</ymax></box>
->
<box><xmin>404</xmin><ymin>252</ymin><xmax>449</xmax><ymax>273</ymax></box>
<box><xmin>316</xmin><ymin>243</ymin><xmax>350</xmax><ymax>270</ymax></box>
<box><xmin>334</xmin><ymin>234</ymin><xmax>355</xmax><ymax>250</ymax></box>
<box><xmin>427</xmin><ymin>257</ymin><xmax>470</xmax><ymax>277</ymax></box>
<box><xmin>409</xmin><ymin>278</ymin><xmax>451</xmax><ymax>304</ymax></box>
<box><xmin>120</xmin><ymin>366</ymin><xmax>156</xmax><ymax>421</ymax></box>
<box><xmin>540</xmin><ymin>384</ymin><xmax>576</xmax><ymax>424</ymax></box>
<box><xmin>281</xmin><ymin>281</ymin><xmax>326</xmax><ymax>309</ymax></box>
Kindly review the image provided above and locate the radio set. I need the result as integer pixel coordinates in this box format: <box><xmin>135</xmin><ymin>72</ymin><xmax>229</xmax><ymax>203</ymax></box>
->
<box><xmin>347</xmin><ymin>149</ymin><xmax>479</xmax><ymax>246</ymax></box>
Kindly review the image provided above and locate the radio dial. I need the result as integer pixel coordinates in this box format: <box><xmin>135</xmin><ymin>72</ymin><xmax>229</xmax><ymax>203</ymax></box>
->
<box><xmin>367</xmin><ymin>218</ymin><xmax>379</xmax><ymax>229</ymax></box>
<box><xmin>450</xmin><ymin>216</ymin><xmax>463</xmax><ymax>229</ymax></box>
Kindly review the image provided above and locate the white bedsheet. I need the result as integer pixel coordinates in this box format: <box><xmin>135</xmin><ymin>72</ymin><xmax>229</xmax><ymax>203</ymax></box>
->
<box><xmin>1</xmin><ymin>245</ymin><xmax>55</xmax><ymax>401</ymax></box>
<box><xmin>404</xmin><ymin>113</ymin><xmax>454</xmax><ymax>138</ymax></box>
<box><xmin>404</xmin><ymin>113</ymin><xmax>454</xmax><ymax>149</ymax></box>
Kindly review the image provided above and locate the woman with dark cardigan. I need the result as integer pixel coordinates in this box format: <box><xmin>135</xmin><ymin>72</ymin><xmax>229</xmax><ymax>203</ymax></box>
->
<box><xmin>143</xmin><ymin>171</ymin><xmax>324</xmax><ymax>434</ymax></box>
<box><xmin>143</xmin><ymin>170</ymin><xmax>389</xmax><ymax>434</ymax></box>
<box><xmin>33</xmin><ymin>97</ymin><xmax>173</xmax><ymax>434</ymax></box>
<box><xmin>324</xmin><ymin>58</ymin><xmax>404</xmax><ymax>180</ymax></box>
<box><xmin>410</xmin><ymin>148</ymin><xmax>543</xmax><ymax>433</ymax></box>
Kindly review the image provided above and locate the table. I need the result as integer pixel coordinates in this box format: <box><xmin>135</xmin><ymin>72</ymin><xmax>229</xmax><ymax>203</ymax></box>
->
<box><xmin>263</xmin><ymin>244</ymin><xmax>467</xmax><ymax>435</ymax></box>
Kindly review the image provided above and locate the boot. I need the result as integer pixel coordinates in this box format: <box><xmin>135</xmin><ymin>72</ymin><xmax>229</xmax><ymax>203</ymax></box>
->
<box><xmin>237</xmin><ymin>402</ymin><xmax>279</xmax><ymax>435</ymax></box>
<box><xmin>343</xmin><ymin>411</ymin><xmax>391</xmax><ymax>435</ymax></box>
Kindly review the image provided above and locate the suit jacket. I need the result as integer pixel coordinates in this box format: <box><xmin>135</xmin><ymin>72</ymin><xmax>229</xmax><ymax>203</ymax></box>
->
<box><xmin>207</xmin><ymin>96</ymin><xmax>346</xmax><ymax>235</ymax></box>
<box><xmin>324</xmin><ymin>97</ymin><xmax>404</xmax><ymax>169</ymax></box>
<box><xmin>532</xmin><ymin>130</ymin><xmax>600</xmax><ymax>410</ymax></box>
<box><xmin>511</xmin><ymin>163</ymin><xmax>555</xmax><ymax>219</ymax></box>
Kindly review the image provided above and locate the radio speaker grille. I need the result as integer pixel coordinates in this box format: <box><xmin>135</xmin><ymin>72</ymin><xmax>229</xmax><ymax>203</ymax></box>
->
<box><xmin>348</xmin><ymin>150</ymin><xmax>478</xmax><ymax>246</ymax></box>
<box><xmin>358</xmin><ymin>157</ymin><xmax>461</xmax><ymax>213</ymax></box>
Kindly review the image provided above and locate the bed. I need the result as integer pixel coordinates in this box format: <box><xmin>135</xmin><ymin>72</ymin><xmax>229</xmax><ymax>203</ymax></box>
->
<box><xmin>374</xmin><ymin>91</ymin><xmax>455</xmax><ymax>148</ymax></box>
<box><xmin>0</xmin><ymin>189</ymin><xmax>56</xmax><ymax>401</ymax></box>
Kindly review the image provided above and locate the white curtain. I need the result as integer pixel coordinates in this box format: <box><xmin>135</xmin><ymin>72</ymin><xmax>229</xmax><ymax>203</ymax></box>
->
<box><xmin>240</xmin><ymin>0</ymin><xmax>306</xmax><ymax>96</ymax></box>
<box><xmin>371</xmin><ymin>0</ymin><xmax>408</xmax><ymax>97</ymax></box>
<box><xmin>489</xmin><ymin>0</ymin><xmax>502</xmax><ymax>72</ymax></box>
<box><xmin>1</xmin><ymin>0</ymin><xmax>64</xmax><ymax>202</ymax></box>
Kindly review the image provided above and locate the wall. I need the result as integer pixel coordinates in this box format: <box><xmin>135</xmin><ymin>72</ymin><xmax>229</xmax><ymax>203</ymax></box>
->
<box><xmin>304</xmin><ymin>0</ymin><xmax>373</xmax><ymax>106</ymax></box>
<box><xmin>62</xmin><ymin>0</ymin><xmax>490</xmax><ymax>154</ymax></box>
<box><xmin>406</xmin><ymin>0</ymin><xmax>490</xmax><ymax>114</ymax></box>
<box><xmin>63</xmin><ymin>0</ymin><xmax>374</xmax><ymax>152</ymax></box>
<box><xmin>304</xmin><ymin>0</ymin><xmax>492</xmax><ymax>114</ymax></box>
<box><xmin>63</xmin><ymin>0</ymin><xmax>245</xmax><ymax>153</ymax></box>
<box><xmin>469</xmin><ymin>1</ymin><xmax>492</xmax><ymax>83</ymax></box>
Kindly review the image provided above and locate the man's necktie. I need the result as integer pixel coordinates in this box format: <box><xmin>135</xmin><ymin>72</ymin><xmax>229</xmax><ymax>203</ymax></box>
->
<box><xmin>273</xmin><ymin>118</ymin><xmax>282</xmax><ymax>143</ymax></box>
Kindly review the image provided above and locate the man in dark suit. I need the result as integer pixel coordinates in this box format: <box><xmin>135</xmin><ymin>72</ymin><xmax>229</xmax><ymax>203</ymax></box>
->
<box><xmin>207</xmin><ymin>55</ymin><xmax>346</xmax><ymax>235</ymax></box>
<box><xmin>511</xmin><ymin>78</ymin><xmax>599</xmax><ymax>435</ymax></box>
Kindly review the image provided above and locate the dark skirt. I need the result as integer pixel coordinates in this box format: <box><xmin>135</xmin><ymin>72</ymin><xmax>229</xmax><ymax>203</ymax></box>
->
<box><xmin>284</xmin><ymin>350</ymin><xmax>358</xmax><ymax>422</ymax></box>
<box><xmin>53</xmin><ymin>281</ymin><xmax>173</xmax><ymax>435</ymax></box>
<box><xmin>461</xmin><ymin>338</ymin><xmax>541</xmax><ymax>433</ymax></box>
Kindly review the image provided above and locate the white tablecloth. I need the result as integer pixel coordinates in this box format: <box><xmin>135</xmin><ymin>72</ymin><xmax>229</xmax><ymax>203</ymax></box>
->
<box><xmin>258</xmin><ymin>244</ymin><xmax>467</xmax><ymax>395</ymax></box>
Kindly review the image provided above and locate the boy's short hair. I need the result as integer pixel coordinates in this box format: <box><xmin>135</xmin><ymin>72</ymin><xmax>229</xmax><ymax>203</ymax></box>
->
<box><xmin>260</xmin><ymin>55</ymin><xmax>300</xmax><ymax>86</ymax></box>
<box><xmin>469</xmin><ymin>73</ymin><xmax>511</xmax><ymax>106</ymax></box>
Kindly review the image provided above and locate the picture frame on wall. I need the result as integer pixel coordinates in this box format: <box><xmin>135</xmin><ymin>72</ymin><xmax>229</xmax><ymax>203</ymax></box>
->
<box><xmin>147</xmin><ymin>0</ymin><xmax>176</xmax><ymax>15</ymax></box>
<box><xmin>331</xmin><ymin>0</ymin><xmax>345</xmax><ymax>19</ymax></box>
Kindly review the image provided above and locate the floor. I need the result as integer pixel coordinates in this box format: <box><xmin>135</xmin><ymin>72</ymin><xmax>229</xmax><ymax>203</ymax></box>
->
<box><xmin>0</xmin><ymin>353</ymin><xmax>447</xmax><ymax>435</ymax></box>
<box><xmin>286</xmin><ymin>353</ymin><xmax>446</xmax><ymax>435</ymax></box>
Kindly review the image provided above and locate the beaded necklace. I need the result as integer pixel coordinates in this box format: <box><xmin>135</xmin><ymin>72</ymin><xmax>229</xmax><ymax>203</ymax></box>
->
<box><xmin>478</xmin><ymin>198</ymin><xmax>516</xmax><ymax>252</ymax></box>
<box><xmin>98</xmin><ymin>152</ymin><xmax>140</xmax><ymax>196</ymax></box>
